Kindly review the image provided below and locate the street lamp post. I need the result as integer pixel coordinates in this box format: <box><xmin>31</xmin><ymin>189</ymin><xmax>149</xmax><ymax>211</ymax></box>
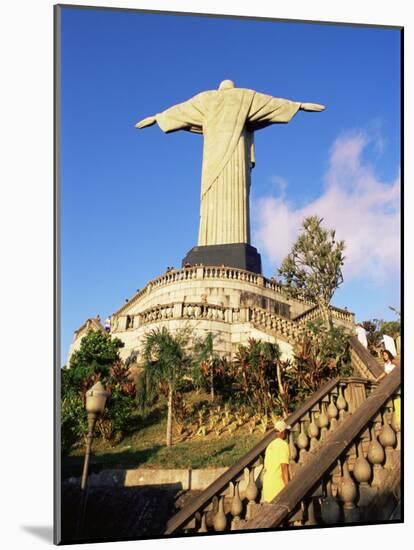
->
<box><xmin>77</xmin><ymin>380</ymin><xmax>109</xmax><ymax>539</ymax></box>
<box><xmin>80</xmin><ymin>381</ymin><xmax>109</xmax><ymax>489</ymax></box>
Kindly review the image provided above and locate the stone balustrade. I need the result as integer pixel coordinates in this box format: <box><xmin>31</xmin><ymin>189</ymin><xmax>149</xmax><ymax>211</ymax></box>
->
<box><xmin>293</xmin><ymin>305</ymin><xmax>354</xmax><ymax>326</ymax></box>
<box><xmin>349</xmin><ymin>336</ymin><xmax>383</xmax><ymax>381</ymax></box>
<box><xmin>112</xmin><ymin>266</ymin><xmax>336</xmax><ymax>318</ymax></box>
<box><xmin>164</xmin><ymin>375</ymin><xmax>385</xmax><ymax>535</ymax></box>
<box><xmin>249</xmin><ymin>307</ymin><xmax>306</xmax><ymax>342</ymax></box>
<box><xmin>237</xmin><ymin>367</ymin><xmax>401</xmax><ymax>530</ymax></box>
<box><xmin>116</xmin><ymin>302</ymin><xmax>306</xmax><ymax>345</ymax></box>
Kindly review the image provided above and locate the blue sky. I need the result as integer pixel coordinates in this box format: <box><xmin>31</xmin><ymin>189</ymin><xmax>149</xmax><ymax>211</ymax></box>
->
<box><xmin>60</xmin><ymin>6</ymin><xmax>401</xmax><ymax>365</ymax></box>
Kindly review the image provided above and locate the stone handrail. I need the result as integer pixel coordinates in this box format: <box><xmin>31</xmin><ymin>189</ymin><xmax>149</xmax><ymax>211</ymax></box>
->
<box><xmin>349</xmin><ymin>335</ymin><xmax>383</xmax><ymax>380</ymax></box>
<box><xmin>241</xmin><ymin>367</ymin><xmax>401</xmax><ymax>529</ymax></box>
<box><xmin>292</xmin><ymin>305</ymin><xmax>354</xmax><ymax>326</ymax></box>
<box><xmin>164</xmin><ymin>376</ymin><xmax>355</xmax><ymax>535</ymax></box>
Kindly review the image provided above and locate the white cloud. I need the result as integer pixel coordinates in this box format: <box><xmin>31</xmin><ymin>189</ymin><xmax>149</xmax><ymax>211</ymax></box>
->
<box><xmin>253</xmin><ymin>130</ymin><xmax>400</xmax><ymax>284</ymax></box>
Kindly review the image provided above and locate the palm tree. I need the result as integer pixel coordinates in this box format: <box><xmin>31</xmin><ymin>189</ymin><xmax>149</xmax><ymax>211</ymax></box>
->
<box><xmin>194</xmin><ymin>332</ymin><xmax>221</xmax><ymax>401</ymax></box>
<box><xmin>140</xmin><ymin>327</ymin><xmax>188</xmax><ymax>447</ymax></box>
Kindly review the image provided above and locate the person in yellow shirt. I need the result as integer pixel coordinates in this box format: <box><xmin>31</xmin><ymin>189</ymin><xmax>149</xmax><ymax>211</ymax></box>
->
<box><xmin>261</xmin><ymin>420</ymin><xmax>291</xmax><ymax>503</ymax></box>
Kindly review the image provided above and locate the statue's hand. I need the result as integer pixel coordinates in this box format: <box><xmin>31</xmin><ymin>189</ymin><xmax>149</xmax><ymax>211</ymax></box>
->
<box><xmin>300</xmin><ymin>103</ymin><xmax>326</xmax><ymax>112</ymax></box>
<box><xmin>135</xmin><ymin>116</ymin><xmax>157</xmax><ymax>129</ymax></box>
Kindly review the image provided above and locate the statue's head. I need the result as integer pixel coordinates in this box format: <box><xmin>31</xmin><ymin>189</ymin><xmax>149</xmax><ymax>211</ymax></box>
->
<box><xmin>218</xmin><ymin>80</ymin><xmax>235</xmax><ymax>90</ymax></box>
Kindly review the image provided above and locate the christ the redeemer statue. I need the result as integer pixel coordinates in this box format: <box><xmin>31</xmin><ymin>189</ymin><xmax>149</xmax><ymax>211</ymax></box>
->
<box><xmin>136</xmin><ymin>80</ymin><xmax>324</xmax><ymax>273</ymax></box>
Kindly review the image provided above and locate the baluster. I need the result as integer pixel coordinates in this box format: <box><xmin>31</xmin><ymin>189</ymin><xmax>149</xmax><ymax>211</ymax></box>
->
<box><xmin>353</xmin><ymin>440</ymin><xmax>375</xmax><ymax>517</ymax></box>
<box><xmin>320</xmin><ymin>478</ymin><xmax>341</xmax><ymax>525</ymax></box>
<box><xmin>288</xmin><ymin>431</ymin><xmax>298</xmax><ymax>476</ymax></box>
<box><xmin>245</xmin><ymin>468</ymin><xmax>258</xmax><ymax>520</ymax></box>
<box><xmin>336</xmin><ymin>385</ymin><xmax>347</xmax><ymax>420</ymax></box>
<box><xmin>304</xmin><ymin>497</ymin><xmax>318</xmax><ymax>526</ymax></box>
<box><xmin>308</xmin><ymin>411</ymin><xmax>320</xmax><ymax>452</ymax></box>
<box><xmin>367</xmin><ymin>423</ymin><xmax>384</xmax><ymax>488</ymax></box>
<box><xmin>230</xmin><ymin>482</ymin><xmax>243</xmax><ymax>524</ymax></box>
<box><xmin>353</xmin><ymin>441</ymin><xmax>372</xmax><ymax>485</ymax></box>
<box><xmin>198</xmin><ymin>513</ymin><xmax>208</xmax><ymax>533</ymax></box>
<box><xmin>378</xmin><ymin>410</ymin><xmax>396</xmax><ymax>470</ymax></box>
<box><xmin>327</xmin><ymin>393</ymin><xmax>339</xmax><ymax>431</ymax></box>
<box><xmin>339</xmin><ymin>459</ymin><xmax>359</xmax><ymax>522</ymax></box>
<box><xmin>213</xmin><ymin>496</ymin><xmax>227</xmax><ymax>532</ymax></box>
<box><xmin>317</xmin><ymin>402</ymin><xmax>329</xmax><ymax>439</ymax></box>
<box><xmin>296</xmin><ymin>420</ymin><xmax>309</xmax><ymax>464</ymax></box>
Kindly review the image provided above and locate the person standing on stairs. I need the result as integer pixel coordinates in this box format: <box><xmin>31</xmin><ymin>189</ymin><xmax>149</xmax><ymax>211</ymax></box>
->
<box><xmin>261</xmin><ymin>420</ymin><xmax>291</xmax><ymax>503</ymax></box>
<box><xmin>376</xmin><ymin>349</ymin><xmax>398</xmax><ymax>382</ymax></box>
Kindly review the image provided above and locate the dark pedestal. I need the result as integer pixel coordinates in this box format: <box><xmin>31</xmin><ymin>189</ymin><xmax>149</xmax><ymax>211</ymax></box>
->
<box><xmin>182</xmin><ymin>243</ymin><xmax>262</xmax><ymax>274</ymax></box>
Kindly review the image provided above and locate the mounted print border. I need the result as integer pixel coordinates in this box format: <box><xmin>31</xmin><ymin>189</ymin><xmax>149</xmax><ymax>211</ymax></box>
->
<box><xmin>54</xmin><ymin>3</ymin><xmax>403</xmax><ymax>545</ymax></box>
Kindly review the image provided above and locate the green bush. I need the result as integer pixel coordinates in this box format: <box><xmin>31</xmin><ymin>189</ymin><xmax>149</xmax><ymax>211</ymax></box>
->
<box><xmin>61</xmin><ymin>330</ymin><xmax>136</xmax><ymax>453</ymax></box>
<box><xmin>284</xmin><ymin>320</ymin><xmax>352</xmax><ymax>405</ymax></box>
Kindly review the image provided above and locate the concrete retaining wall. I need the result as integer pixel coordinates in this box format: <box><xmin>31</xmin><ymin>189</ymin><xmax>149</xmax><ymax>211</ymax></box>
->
<box><xmin>65</xmin><ymin>467</ymin><xmax>229</xmax><ymax>491</ymax></box>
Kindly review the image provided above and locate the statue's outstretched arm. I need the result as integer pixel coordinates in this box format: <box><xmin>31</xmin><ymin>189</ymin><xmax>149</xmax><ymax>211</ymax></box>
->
<box><xmin>300</xmin><ymin>103</ymin><xmax>326</xmax><ymax>112</ymax></box>
<box><xmin>135</xmin><ymin>116</ymin><xmax>157</xmax><ymax>129</ymax></box>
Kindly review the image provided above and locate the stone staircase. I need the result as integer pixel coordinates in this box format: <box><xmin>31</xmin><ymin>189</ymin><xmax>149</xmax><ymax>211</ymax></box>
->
<box><xmin>164</xmin><ymin>365</ymin><xmax>401</xmax><ymax>534</ymax></box>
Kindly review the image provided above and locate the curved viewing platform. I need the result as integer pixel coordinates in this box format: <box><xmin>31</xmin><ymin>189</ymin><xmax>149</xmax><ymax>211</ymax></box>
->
<box><xmin>113</xmin><ymin>265</ymin><xmax>353</xmax><ymax>323</ymax></box>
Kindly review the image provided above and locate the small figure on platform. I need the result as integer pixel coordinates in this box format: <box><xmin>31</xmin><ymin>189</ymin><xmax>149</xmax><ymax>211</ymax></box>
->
<box><xmin>104</xmin><ymin>317</ymin><xmax>111</xmax><ymax>333</ymax></box>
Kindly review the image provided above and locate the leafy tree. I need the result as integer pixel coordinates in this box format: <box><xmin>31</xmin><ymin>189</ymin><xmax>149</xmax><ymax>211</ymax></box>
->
<box><xmin>379</xmin><ymin>320</ymin><xmax>400</xmax><ymax>338</ymax></box>
<box><xmin>361</xmin><ymin>319</ymin><xmax>383</xmax><ymax>356</ymax></box>
<box><xmin>138</xmin><ymin>327</ymin><xmax>190</xmax><ymax>447</ymax></box>
<box><xmin>64</xmin><ymin>329</ymin><xmax>125</xmax><ymax>392</ymax></box>
<box><xmin>278</xmin><ymin>216</ymin><xmax>345</xmax><ymax>329</ymax></box>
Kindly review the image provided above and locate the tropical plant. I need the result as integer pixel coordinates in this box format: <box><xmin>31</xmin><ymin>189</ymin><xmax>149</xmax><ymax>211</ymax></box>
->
<box><xmin>138</xmin><ymin>327</ymin><xmax>190</xmax><ymax>447</ymax></box>
<box><xmin>278</xmin><ymin>216</ymin><xmax>346</xmax><ymax>329</ymax></box>
<box><xmin>193</xmin><ymin>332</ymin><xmax>224</xmax><ymax>400</ymax></box>
<box><xmin>230</xmin><ymin>339</ymin><xmax>281</xmax><ymax>417</ymax></box>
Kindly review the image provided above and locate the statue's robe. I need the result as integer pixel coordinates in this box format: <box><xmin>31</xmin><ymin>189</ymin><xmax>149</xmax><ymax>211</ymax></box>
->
<box><xmin>155</xmin><ymin>88</ymin><xmax>301</xmax><ymax>246</ymax></box>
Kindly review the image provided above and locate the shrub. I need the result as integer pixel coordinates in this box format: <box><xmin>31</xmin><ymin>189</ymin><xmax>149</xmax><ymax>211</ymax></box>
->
<box><xmin>61</xmin><ymin>331</ymin><xmax>136</xmax><ymax>452</ymax></box>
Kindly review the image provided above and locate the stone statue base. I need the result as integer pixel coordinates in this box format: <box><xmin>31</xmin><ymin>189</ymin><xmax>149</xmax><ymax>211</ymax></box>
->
<box><xmin>182</xmin><ymin>243</ymin><xmax>262</xmax><ymax>274</ymax></box>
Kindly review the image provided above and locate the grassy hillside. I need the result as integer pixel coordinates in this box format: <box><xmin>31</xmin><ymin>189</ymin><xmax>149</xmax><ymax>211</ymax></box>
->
<box><xmin>63</xmin><ymin>390</ymin><xmax>265</xmax><ymax>471</ymax></box>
